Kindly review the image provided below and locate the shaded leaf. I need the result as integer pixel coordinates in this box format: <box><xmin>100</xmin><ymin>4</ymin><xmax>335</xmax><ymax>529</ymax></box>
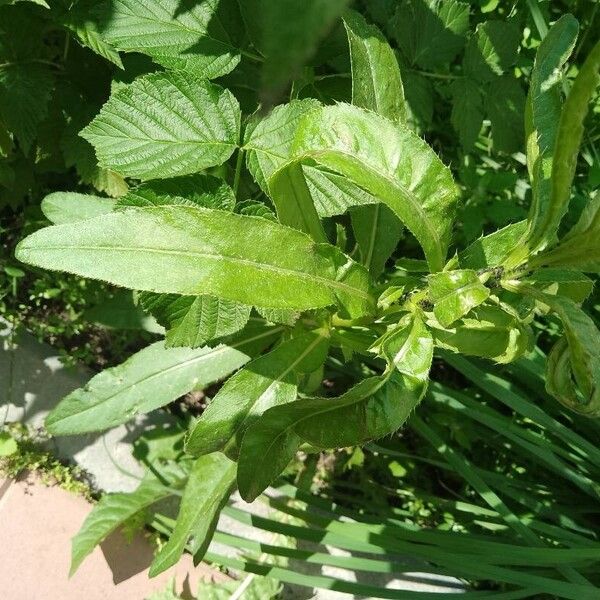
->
<box><xmin>486</xmin><ymin>75</ymin><xmax>526</xmax><ymax>154</ymax></box>
<box><xmin>149</xmin><ymin>453</ymin><xmax>236</xmax><ymax>576</ymax></box>
<box><xmin>450</xmin><ymin>78</ymin><xmax>484</xmax><ymax>151</ymax></box>
<box><xmin>186</xmin><ymin>331</ymin><xmax>328</xmax><ymax>457</ymax></box>
<box><xmin>41</xmin><ymin>192</ymin><xmax>116</xmax><ymax>224</ymax></box>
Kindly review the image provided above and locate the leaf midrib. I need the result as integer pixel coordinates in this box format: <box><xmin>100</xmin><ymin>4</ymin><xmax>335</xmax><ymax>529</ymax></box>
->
<box><xmin>27</xmin><ymin>244</ymin><xmax>372</xmax><ymax>301</ymax></box>
<box><xmin>49</xmin><ymin>328</ymin><xmax>281</xmax><ymax>427</ymax></box>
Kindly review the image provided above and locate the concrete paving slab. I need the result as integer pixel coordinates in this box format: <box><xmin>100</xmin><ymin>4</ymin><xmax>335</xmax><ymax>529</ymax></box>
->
<box><xmin>0</xmin><ymin>473</ymin><xmax>230</xmax><ymax>600</ymax></box>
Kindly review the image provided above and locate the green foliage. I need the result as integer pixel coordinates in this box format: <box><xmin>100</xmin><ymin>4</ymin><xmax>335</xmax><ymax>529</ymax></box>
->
<box><xmin>5</xmin><ymin>0</ymin><xmax>600</xmax><ymax>594</ymax></box>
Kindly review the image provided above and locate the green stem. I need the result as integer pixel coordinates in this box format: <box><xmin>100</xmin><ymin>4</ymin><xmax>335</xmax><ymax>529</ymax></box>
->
<box><xmin>410</xmin><ymin>69</ymin><xmax>461</xmax><ymax>81</ymax></box>
<box><xmin>233</xmin><ymin>147</ymin><xmax>245</xmax><ymax>198</ymax></box>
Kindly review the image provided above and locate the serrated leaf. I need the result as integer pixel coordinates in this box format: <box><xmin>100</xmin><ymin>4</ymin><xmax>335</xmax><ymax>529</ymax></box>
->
<box><xmin>244</xmin><ymin>99</ymin><xmax>321</xmax><ymax>194</ymax></box>
<box><xmin>97</xmin><ymin>0</ymin><xmax>242</xmax><ymax>78</ymax></box>
<box><xmin>392</xmin><ymin>0</ymin><xmax>469</xmax><ymax>70</ymax></box>
<box><xmin>428</xmin><ymin>270</ymin><xmax>490</xmax><ymax>327</ymax></box>
<box><xmin>531</xmin><ymin>194</ymin><xmax>600</xmax><ymax>273</ymax></box>
<box><xmin>350</xmin><ymin>204</ymin><xmax>401</xmax><ymax>278</ymax></box>
<box><xmin>519</xmin><ymin>289</ymin><xmax>600</xmax><ymax>417</ymax></box>
<box><xmin>116</xmin><ymin>174</ymin><xmax>236</xmax><ymax>211</ymax></box>
<box><xmin>544</xmin><ymin>39</ymin><xmax>600</xmax><ymax>245</ymax></box>
<box><xmin>41</xmin><ymin>192</ymin><xmax>116</xmax><ymax>224</ymax></box>
<box><xmin>485</xmin><ymin>75</ymin><xmax>526</xmax><ymax>154</ymax></box>
<box><xmin>186</xmin><ymin>331</ymin><xmax>328</xmax><ymax>458</ymax></box>
<box><xmin>149</xmin><ymin>453</ymin><xmax>235</xmax><ymax>576</ymax></box>
<box><xmin>0</xmin><ymin>64</ymin><xmax>53</xmax><ymax>153</ymax></box>
<box><xmin>460</xmin><ymin>221</ymin><xmax>528</xmax><ymax>269</ymax></box>
<box><xmin>523</xmin><ymin>15</ymin><xmax>579</xmax><ymax>254</ymax></box>
<box><xmin>70</xmin><ymin>476</ymin><xmax>174</xmax><ymax>575</ymax></box>
<box><xmin>45</xmin><ymin>327</ymin><xmax>277</xmax><ymax>435</ymax></box>
<box><xmin>430</xmin><ymin>304</ymin><xmax>533</xmax><ymax>363</ymax></box>
<box><xmin>138</xmin><ymin>293</ymin><xmax>250</xmax><ymax>349</ymax></box>
<box><xmin>450</xmin><ymin>78</ymin><xmax>484</xmax><ymax>151</ymax></box>
<box><xmin>343</xmin><ymin>9</ymin><xmax>405</xmax><ymax>277</ymax></box>
<box><xmin>525</xmin><ymin>269</ymin><xmax>593</xmax><ymax>304</ymax></box>
<box><xmin>268</xmin><ymin>160</ymin><xmax>327</xmax><ymax>242</ymax></box>
<box><xmin>61</xmin><ymin>0</ymin><xmax>123</xmax><ymax>68</ymax></box>
<box><xmin>16</xmin><ymin>206</ymin><xmax>373</xmax><ymax>316</ymax></box>
<box><xmin>291</xmin><ymin>104</ymin><xmax>459</xmax><ymax>271</ymax></box>
<box><xmin>237</xmin><ymin>314</ymin><xmax>431</xmax><ymax>501</ymax></box>
<box><xmin>81</xmin><ymin>72</ymin><xmax>240</xmax><ymax>180</ymax></box>
<box><xmin>463</xmin><ymin>21</ymin><xmax>521</xmax><ymax>83</ymax></box>
<box><xmin>343</xmin><ymin>9</ymin><xmax>407</xmax><ymax>122</ymax></box>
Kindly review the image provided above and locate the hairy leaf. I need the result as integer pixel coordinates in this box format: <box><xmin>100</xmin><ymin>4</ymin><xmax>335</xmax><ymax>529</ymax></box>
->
<box><xmin>428</xmin><ymin>270</ymin><xmax>490</xmax><ymax>328</ymax></box>
<box><xmin>16</xmin><ymin>206</ymin><xmax>373</xmax><ymax>316</ymax></box>
<box><xmin>71</xmin><ymin>476</ymin><xmax>174</xmax><ymax>575</ymax></box>
<box><xmin>343</xmin><ymin>9</ymin><xmax>407</xmax><ymax>122</ymax></box>
<box><xmin>546</xmin><ymin>39</ymin><xmax>600</xmax><ymax>241</ymax></box>
<box><xmin>81</xmin><ymin>72</ymin><xmax>240</xmax><ymax>180</ymax></box>
<box><xmin>292</xmin><ymin>104</ymin><xmax>459</xmax><ymax>271</ymax></box>
<box><xmin>523</xmin><ymin>15</ymin><xmax>579</xmax><ymax>253</ymax></box>
<box><xmin>186</xmin><ymin>331</ymin><xmax>329</xmax><ymax>458</ymax></box>
<box><xmin>41</xmin><ymin>192</ymin><xmax>116</xmax><ymax>224</ymax></box>
<box><xmin>117</xmin><ymin>174</ymin><xmax>236</xmax><ymax>211</ymax></box>
<box><xmin>530</xmin><ymin>194</ymin><xmax>600</xmax><ymax>273</ymax></box>
<box><xmin>238</xmin><ymin>315</ymin><xmax>432</xmax><ymax>501</ymax></box>
<box><xmin>97</xmin><ymin>0</ymin><xmax>242</xmax><ymax>78</ymax></box>
<box><xmin>460</xmin><ymin>221</ymin><xmax>528</xmax><ymax>269</ymax></box>
<box><xmin>45</xmin><ymin>326</ymin><xmax>278</xmax><ymax>435</ymax></box>
<box><xmin>149</xmin><ymin>453</ymin><xmax>236</xmax><ymax>576</ymax></box>
<box><xmin>138</xmin><ymin>293</ymin><xmax>251</xmax><ymax>348</ymax></box>
<box><xmin>350</xmin><ymin>204</ymin><xmax>402</xmax><ymax>278</ymax></box>
<box><xmin>268</xmin><ymin>161</ymin><xmax>327</xmax><ymax>242</ymax></box>
<box><xmin>430</xmin><ymin>304</ymin><xmax>533</xmax><ymax>363</ymax></box>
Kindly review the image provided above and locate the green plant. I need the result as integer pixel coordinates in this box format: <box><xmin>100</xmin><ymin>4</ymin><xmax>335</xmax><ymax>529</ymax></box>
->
<box><xmin>0</xmin><ymin>423</ymin><xmax>92</xmax><ymax>499</ymax></box>
<box><xmin>10</xmin><ymin>0</ymin><xmax>600</xmax><ymax>594</ymax></box>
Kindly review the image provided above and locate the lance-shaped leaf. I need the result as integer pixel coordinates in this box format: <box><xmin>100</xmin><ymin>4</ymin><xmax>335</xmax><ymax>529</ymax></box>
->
<box><xmin>428</xmin><ymin>269</ymin><xmax>490</xmax><ymax>328</ymax></box>
<box><xmin>97</xmin><ymin>0</ymin><xmax>243</xmax><ymax>79</ymax></box>
<box><xmin>538</xmin><ymin>39</ymin><xmax>600</xmax><ymax>248</ymax></box>
<box><xmin>460</xmin><ymin>220</ymin><xmax>527</xmax><ymax>269</ymax></box>
<box><xmin>186</xmin><ymin>331</ymin><xmax>329</xmax><ymax>458</ymax></box>
<box><xmin>41</xmin><ymin>192</ymin><xmax>116</xmax><ymax>224</ymax></box>
<box><xmin>149</xmin><ymin>453</ymin><xmax>236</xmax><ymax>576</ymax></box>
<box><xmin>116</xmin><ymin>174</ymin><xmax>236</xmax><ymax>211</ymax></box>
<box><xmin>513</xmin><ymin>287</ymin><xmax>600</xmax><ymax>417</ymax></box>
<box><xmin>350</xmin><ymin>204</ymin><xmax>402</xmax><ymax>278</ymax></box>
<box><xmin>523</xmin><ymin>15</ymin><xmax>578</xmax><ymax>253</ymax></box>
<box><xmin>525</xmin><ymin>269</ymin><xmax>593</xmax><ymax>304</ymax></box>
<box><xmin>268</xmin><ymin>161</ymin><xmax>327</xmax><ymax>242</ymax></box>
<box><xmin>237</xmin><ymin>315</ymin><xmax>432</xmax><ymax>501</ymax></box>
<box><xmin>16</xmin><ymin>206</ymin><xmax>373</xmax><ymax>317</ymax></box>
<box><xmin>244</xmin><ymin>100</ymin><xmax>376</xmax><ymax>218</ymax></box>
<box><xmin>291</xmin><ymin>104</ymin><xmax>459</xmax><ymax>271</ymax></box>
<box><xmin>45</xmin><ymin>325</ymin><xmax>279</xmax><ymax>435</ymax></box>
<box><xmin>343</xmin><ymin>9</ymin><xmax>405</xmax><ymax>276</ymax></box>
<box><xmin>138</xmin><ymin>293</ymin><xmax>251</xmax><ymax>349</ymax></box>
<box><xmin>81</xmin><ymin>72</ymin><xmax>240</xmax><ymax>180</ymax></box>
<box><xmin>70</xmin><ymin>475</ymin><xmax>175</xmax><ymax>576</ymax></box>
<box><xmin>343</xmin><ymin>9</ymin><xmax>407</xmax><ymax>122</ymax></box>
<box><xmin>430</xmin><ymin>304</ymin><xmax>533</xmax><ymax>364</ymax></box>
<box><xmin>529</xmin><ymin>194</ymin><xmax>600</xmax><ymax>273</ymax></box>
<box><xmin>244</xmin><ymin>99</ymin><xmax>321</xmax><ymax>194</ymax></box>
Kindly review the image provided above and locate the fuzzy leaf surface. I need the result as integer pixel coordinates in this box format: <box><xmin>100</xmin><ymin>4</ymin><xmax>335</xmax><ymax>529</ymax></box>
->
<box><xmin>149</xmin><ymin>453</ymin><xmax>236</xmax><ymax>576</ymax></box>
<box><xmin>81</xmin><ymin>72</ymin><xmax>240</xmax><ymax>180</ymax></box>
<box><xmin>186</xmin><ymin>331</ymin><xmax>329</xmax><ymax>458</ymax></box>
<box><xmin>45</xmin><ymin>326</ymin><xmax>277</xmax><ymax>435</ymax></box>
<box><xmin>41</xmin><ymin>192</ymin><xmax>116</xmax><ymax>224</ymax></box>
<box><xmin>16</xmin><ymin>206</ymin><xmax>373</xmax><ymax>316</ymax></box>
